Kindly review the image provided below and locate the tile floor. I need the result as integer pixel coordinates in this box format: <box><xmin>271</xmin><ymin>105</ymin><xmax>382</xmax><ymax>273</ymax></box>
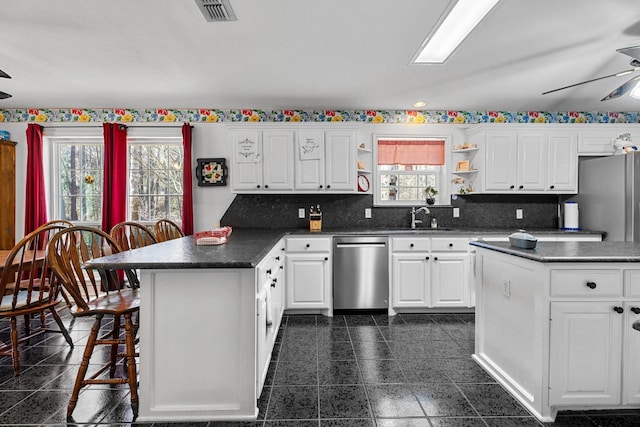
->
<box><xmin>1</xmin><ymin>310</ymin><xmax>640</xmax><ymax>426</ymax></box>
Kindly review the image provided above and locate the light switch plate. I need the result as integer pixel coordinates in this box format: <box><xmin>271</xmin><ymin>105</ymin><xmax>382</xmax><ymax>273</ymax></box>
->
<box><xmin>453</xmin><ymin>207</ymin><xmax>460</xmax><ymax>218</ymax></box>
<box><xmin>298</xmin><ymin>208</ymin><xmax>306</xmax><ymax>219</ymax></box>
<box><xmin>503</xmin><ymin>280</ymin><xmax>511</xmax><ymax>297</ymax></box>
<box><xmin>365</xmin><ymin>208</ymin><xmax>372</xmax><ymax>219</ymax></box>
<box><xmin>516</xmin><ymin>209</ymin><xmax>523</xmax><ymax>219</ymax></box>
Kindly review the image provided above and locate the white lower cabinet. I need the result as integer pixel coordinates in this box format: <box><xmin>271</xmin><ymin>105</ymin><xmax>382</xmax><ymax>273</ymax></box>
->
<box><xmin>431</xmin><ymin>252</ymin><xmax>470</xmax><ymax>308</ymax></box>
<box><xmin>549</xmin><ymin>301</ymin><xmax>623</xmax><ymax>406</ymax></box>
<box><xmin>285</xmin><ymin>236</ymin><xmax>332</xmax><ymax>313</ymax></box>
<box><xmin>392</xmin><ymin>253</ymin><xmax>431</xmax><ymax>307</ymax></box>
<box><xmin>390</xmin><ymin>236</ymin><xmax>471</xmax><ymax>310</ymax></box>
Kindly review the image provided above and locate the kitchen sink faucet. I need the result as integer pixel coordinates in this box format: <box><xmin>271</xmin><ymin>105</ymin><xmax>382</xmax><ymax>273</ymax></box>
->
<box><xmin>410</xmin><ymin>206</ymin><xmax>430</xmax><ymax>229</ymax></box>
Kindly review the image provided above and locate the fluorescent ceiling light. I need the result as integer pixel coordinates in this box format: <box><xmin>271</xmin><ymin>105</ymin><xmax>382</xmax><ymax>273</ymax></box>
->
<box><xmin>413</xmin><ymin>0</ymin><xmax>500</xmax><ymax>64</ymax></box>
<box><xmin>630</xmin><ymin>81</ymin><xmax>640</xmax><ymax>99</ymax></box>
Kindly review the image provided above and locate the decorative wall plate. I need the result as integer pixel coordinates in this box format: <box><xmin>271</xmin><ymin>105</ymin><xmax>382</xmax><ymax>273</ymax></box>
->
<box><xmin>196</xmin><ymin>158</ymin><xmax>227</xmax><ymax>186</ymax></box>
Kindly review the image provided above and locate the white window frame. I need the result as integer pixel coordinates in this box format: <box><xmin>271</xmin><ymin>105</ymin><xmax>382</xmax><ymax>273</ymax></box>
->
<box><xmin>373</xmin><ymin>134</ymin><xmax>451</xmax><ymax>207</ymax></box>
<box><xmin>46</xmin><ymin>126</ymin><xmax>184</xmax><ymax>227</ymax></box>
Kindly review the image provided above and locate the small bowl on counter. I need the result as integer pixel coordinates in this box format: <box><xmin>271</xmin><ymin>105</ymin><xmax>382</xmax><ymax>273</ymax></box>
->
<box><xmin>509</xmin><ymin>230</ymin><xmax>538</xmax><ymax>249</ymax></box>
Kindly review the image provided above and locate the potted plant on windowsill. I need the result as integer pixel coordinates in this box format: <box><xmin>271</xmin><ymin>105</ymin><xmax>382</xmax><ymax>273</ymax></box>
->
<box><xmin>424</xmin><ymin>186</ymin><xmax>438</xmax><ymax>205</ymax></box>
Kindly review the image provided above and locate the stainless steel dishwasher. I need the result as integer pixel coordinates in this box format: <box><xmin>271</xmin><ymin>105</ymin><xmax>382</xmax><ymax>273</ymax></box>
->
<box><xmin>333</xmin><ymin>236</ymin><xmax>389</xmax><ymax>310</ymax></box>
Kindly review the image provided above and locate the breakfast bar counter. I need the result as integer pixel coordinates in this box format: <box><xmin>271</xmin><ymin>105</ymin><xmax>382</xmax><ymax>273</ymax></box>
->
<box><xmin>471</xmin><ymin>241</ymin><xmax>640</xmax><ymax>422</ymax></box>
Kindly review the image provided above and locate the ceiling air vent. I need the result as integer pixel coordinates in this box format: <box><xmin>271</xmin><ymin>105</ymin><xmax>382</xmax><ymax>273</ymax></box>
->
<box><xmin>195</xmin><ymin>0</ymin><xmax>237</xmax><ymax>22</ymax></box>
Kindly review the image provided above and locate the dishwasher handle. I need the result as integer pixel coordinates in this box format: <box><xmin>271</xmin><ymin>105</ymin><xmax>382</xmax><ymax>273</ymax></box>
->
<box><xmin>335</xmin><ymin>242</ymin><xmax>387</xmax><ymax>248</ymax></box>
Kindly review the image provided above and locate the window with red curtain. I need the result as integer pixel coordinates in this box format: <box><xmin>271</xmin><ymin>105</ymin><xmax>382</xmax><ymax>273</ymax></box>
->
<box><xmin>181</xmin><ymin>123</ymin><xmax>194</xmax><ymax>235</ymax></box>
<box><xmin>102</xmin><ymin>123</ymin><xmax>128</xmax><ymax>233</ymax></box>
<box><xmin>375</xmin><ymin>138</ymin><xmax>446</xmax><ymax>205</ymax></box>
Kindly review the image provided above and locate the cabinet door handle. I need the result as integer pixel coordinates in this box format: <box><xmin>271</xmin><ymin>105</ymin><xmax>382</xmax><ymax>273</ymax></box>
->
<box><xmin>613</xmin><ymin>306</ymin><xmax>624</xmax><ymax>314</ymax></box>
<box><xmin>324</xmin><ymin>257</ymin><xmax>329</xmax><ymax>261</ymax></box>
<box><xmin>585</xmin><ymin>281</ymin><xmax>597</xmax><ymax>289</ymax></box>
<box><xmin>631</xmin><ymin>307</ymin><xmax>640</xmax><ymax>314</ymax></box>
<box><xmin>266</xmin><ymin>269</ymin><xmax>272</xmax><ymax>274</ymax></box>
<box><xmin>275</xmin><ymin>256</ymin><xmax>280</xmax><ymax>261</ymax></box>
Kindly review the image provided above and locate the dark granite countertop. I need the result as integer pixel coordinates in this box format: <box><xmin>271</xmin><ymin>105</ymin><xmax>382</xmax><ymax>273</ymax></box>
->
<box><xmin>471</xmin><ymin>240</ymin><xmax>640</xmax><ymax>262</ymax></box>
<box><xmin>85</xmin><ymin>227</ymin><xmax>605</xmax><ymax>270</ymax></box>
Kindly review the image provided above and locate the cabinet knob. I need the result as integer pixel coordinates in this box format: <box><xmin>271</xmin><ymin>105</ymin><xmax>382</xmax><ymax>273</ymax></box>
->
<box><xmin>549</xmin><ymin>185</ymin><xmax>555</xmax><ymax>189</ymax></box>
<box><xmin>327</xmin><ymin>185</ymin><xmax>331</xmax><ymax>189</ymax></box>
<box><xmin>613</xmin><ymin>306</ymin><xmax>624</xmax><ymax>314</ymax></box>
<box><xmin>510</xmin><ymin>185</ymin><xmax>515</xmax><ymax>189</ymax></box>
<box><xmin>257</xmin><ymin>185</ymin><xmax>261</xmax><ymax>188</ymax></box>
<box><xmin>434</xmin><ymin>257</ymin><xmax>438</xmax><ymax>261</ymax></box>
<box><xmin>631</xmin><ymin>307</ymin><xmax>640</xmax><ymax>314</ymax></box>
<box><xmin>280</xmin><ymin>265</ymin><xmax>283</xmax><ymax>269</ymax></box>
<box><xmin>324</xmin><ymin>257</ymin><xmax>329</xmax><ymax>261</ymax></box>
<box><xmin>425</xmin><ymin>256</ymin><xmax>430</xmax><ymax>260</ymax></box>
<box><xmin>306</xmin><ymin>244</ymin><xmax>310</xmax><ymax>248</ymax></box>
<box><xmin>319</xmin><ymin>185</ymin><xmax>323</xmax><ymax>188</ymax></box>
<box><xmin>265</xmin><ymin>185</ymin><xmax>269</xmax><ymax>188</ymax></box>
<box><xmin>410</xmin><ymin>243</ymin><xmax>414</xmax><ymax>248</ymax></box>
<box><xmin>518</xmin><ymin>185</ymin><xmax>524</xmax><ymax>189</ymax></box>
<box><xmin>266</xmin><ymin>269</ymin><xmax>272</xmax><ymax>274</ymax></box>
<box><xmin>275</xmin><ymin>256</ymin><xmax>281</xmax><ymax>260</ymax></box>
<box><xmin>585</xmin><ymin>281</ymin><xmax>597</xmax><ymax>289</ymax></box>
<box><xmin>271</xmin><ymin>280</ymin><xmax>276</xmax><ymax>288</ymax></box>
<box><xmin>449</xmin><ymin>243</ymin><xmax>453</xmax><ymax>247</ymax></box>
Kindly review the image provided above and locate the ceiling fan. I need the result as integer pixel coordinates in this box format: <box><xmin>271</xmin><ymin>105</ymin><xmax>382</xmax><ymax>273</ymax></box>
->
<box><xmin>542</xmin><ymin>45</ymin><xmax>640</xmax><ymax>101</ymax></box>
<box><xmin>0</xmin><ymin>69</ymin><xmax>11</xmax><ymax>100</ymax></box>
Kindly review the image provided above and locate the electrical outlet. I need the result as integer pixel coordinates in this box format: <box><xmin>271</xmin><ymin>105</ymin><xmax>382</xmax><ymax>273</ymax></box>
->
<box><xmin>503</xmin><ymin>280</ymin><xmax>511</xmax><ymax>297</ymax></box>
<box><xmin>516</xmin><ymin>209</ymin><xmax>523</xmax><ymax>219</ymax></box>
<box><xmin>453</xmin><ymin>207</ymin><xmax>460</xmax><ymax>218</ymax></box>
<box><xmin>365</xmin><ymin>208</ymin><xmax>372</xmax><ymax>219</ymax></box>
<box><xmin>298</xmin><ymin>208</ymin><xmax>305</xmax><ymax>219</ymax></box>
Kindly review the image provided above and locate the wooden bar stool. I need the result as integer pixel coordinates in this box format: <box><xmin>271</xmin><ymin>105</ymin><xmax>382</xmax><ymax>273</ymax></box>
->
<box><xmin>47</xmin><ymin>226</ymin><xmax>140</xmax><ymax>420</ymax></box>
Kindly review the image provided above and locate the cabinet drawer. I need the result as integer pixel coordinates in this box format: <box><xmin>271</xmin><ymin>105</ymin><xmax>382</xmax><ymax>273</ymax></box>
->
<box><xmin>550</xmin><ymin>270</ymin><xmax>622</xmax><ymax>297</ymax></box>
<box><xmin>624</xmin><ymin>270</ymin><xmax>640</xmax><ymax>297</ymax></box>
<box><xmin>391</xmin><ymin>237</ymin><xmax>430</xmax><ymax>252</ymax></box>
<box><xmin>286</xmin><ymin>237</ymin><xmax>331</xmax><ymax>253</ymax></box>
<box><xmin>431</xmin><ymin>237</ymin><xmax>469</xmax><ymax>252</ymax></box>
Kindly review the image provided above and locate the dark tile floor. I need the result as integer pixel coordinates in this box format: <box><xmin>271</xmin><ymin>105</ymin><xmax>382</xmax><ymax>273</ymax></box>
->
<box><xmin>1</xmin><ymin>309</ymin><xmax>640</xmax><ymax>426</ymax></box>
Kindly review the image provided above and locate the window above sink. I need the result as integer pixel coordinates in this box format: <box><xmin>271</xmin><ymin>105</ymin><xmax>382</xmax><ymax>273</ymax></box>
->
<box><xmin>373</xmin><ymin>136</ymin><xmax>449</xmax><ymax>207</ymax></box>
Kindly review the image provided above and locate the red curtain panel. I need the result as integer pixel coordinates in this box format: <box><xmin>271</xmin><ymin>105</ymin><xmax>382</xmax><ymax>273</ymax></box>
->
<box><xmin>181</xmin><ymin>123</ymin><xmax>194</xmax><ymax>236</ymax></box>
<box><xmin>24</xmin><ymin>123</ymin><xmax>48</xmax><ymax>234</ymax></box>
<box><xmin>101</xmin><ymin>123</ymin><xmax>128</xmax><ymax>233</ymax></box>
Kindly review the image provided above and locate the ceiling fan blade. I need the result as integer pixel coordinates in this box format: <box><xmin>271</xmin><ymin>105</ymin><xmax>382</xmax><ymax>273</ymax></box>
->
<box><xmin>601</xmin><ymin>74</ymin><xmax>640</xmax><ymax>101</ymax></box>
<box><xmin>617</xmin><ymin>45</ymin><xmax>640</xmax><ymax>61</ymax></box>
<box><xmin>0</xmin><ymin>69</ymin><xmax>10</xmax><ymax>79</ymax></box>
<box><xmin>0</xmin><ymin>91</ymin><xmax>12</xmax><ymax>99</ymax></box>
<box><xmin>542</xmin><ymin>69</ymin><xmax>635</xmax><ymax>95</ymax></box>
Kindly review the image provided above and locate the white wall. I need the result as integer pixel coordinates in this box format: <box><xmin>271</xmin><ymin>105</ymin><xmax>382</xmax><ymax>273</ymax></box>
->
<box><xmin>8</xmin><ymin>121</ymin><xmax>470</xmax><ymax>240</ymax></box>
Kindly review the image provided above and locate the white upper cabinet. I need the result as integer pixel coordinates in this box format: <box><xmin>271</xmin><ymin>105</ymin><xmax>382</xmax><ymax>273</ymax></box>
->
<box><xmin>294</xmin><ymin>130</ymin><xmax>356</xmax><ymax>192</ymax></box>
<box><xmin>232</xmin><ymin>130</ymin><xmax>264</xmax><ymax>191</ymax></box>
<box><xmin>262</xmin><ymin>130</ymin><xmax>294</xmax><ymax>191</ymax></box>
<box><xmin>470</xmin><ymin>125</ymin><xmax>578</xmax><ymax>194</ymax></box>
<box><xmin>547</xmin><ymin>132</ymin><xmax>578</xmax><ymax>192</ymax></box>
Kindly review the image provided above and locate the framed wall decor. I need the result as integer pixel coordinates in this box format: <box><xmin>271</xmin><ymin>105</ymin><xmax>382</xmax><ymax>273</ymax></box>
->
<box><xmin>196</xmin><ymin>158</ymin><xmax>228</xmax><ymax>186</ymax></box>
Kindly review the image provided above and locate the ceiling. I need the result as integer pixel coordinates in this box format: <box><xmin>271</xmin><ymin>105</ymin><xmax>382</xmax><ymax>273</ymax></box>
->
<box><xmin>2</xmin><ymin>0</ymin><xmax>640</xmax><ymax>112</ymax></box>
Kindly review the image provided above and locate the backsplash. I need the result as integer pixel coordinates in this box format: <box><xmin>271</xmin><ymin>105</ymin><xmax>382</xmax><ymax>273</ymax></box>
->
<box><xmin>221</xmin><ymin>194</ymin><xmax>559</xmax><ymax>230</ymax></box>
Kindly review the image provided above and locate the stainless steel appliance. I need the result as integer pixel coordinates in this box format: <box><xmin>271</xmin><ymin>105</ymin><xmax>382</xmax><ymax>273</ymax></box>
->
<box><xmin>333</xmin><ymin>236</ymin><xmax>389</xmax><ymax>310</ymax></box>
<box><xmin>571</xmin><ymin>152</ymin><xmax>640</xmax><ymax>241</ymax></box>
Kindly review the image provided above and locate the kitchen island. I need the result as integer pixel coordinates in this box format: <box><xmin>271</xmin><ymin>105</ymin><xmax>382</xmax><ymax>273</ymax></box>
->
<box><xmin>471</xmin><ymin>241</ymin><xmax>640</xmax><ymax>422</ymax></box>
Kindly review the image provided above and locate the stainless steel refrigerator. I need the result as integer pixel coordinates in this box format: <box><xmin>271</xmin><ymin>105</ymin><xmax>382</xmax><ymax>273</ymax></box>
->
<box><xmin>571</xmin><ymin>152</ymin><xmax>640</xmax><ymax>241</ymax></box>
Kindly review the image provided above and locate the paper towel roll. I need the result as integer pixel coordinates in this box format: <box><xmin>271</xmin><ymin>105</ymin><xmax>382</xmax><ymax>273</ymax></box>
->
<box><xmin>564</xmin><ymin>202</ymin><xmax>580</xmax><ymax>230</ymax></box>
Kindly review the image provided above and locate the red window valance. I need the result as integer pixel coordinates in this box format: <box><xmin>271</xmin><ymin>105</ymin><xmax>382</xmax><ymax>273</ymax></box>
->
<box><xmin>377</xmin><ymin>140</ymin><xmax>445</xmax><ymax>165</ymax></box>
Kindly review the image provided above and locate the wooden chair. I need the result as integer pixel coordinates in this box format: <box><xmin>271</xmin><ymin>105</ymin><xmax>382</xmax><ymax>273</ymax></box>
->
<box><xmin>110</xmin><ymin>221</ymin><xmax>157</xmax><ymax>250</ymax></box>
<box><xmin>154</xmin><ymin>219</ymin><xmax>184</xmax><ymax>242</ymax></box>
<box><xmin>47</xmin><ymin>226</ymin><xmax>140</xmax><ymax>420</ymax></box>
<box><xmin>0</xmin><ymin>225</ymin><xmax>74</xmax><ymax>375</ymax></box>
